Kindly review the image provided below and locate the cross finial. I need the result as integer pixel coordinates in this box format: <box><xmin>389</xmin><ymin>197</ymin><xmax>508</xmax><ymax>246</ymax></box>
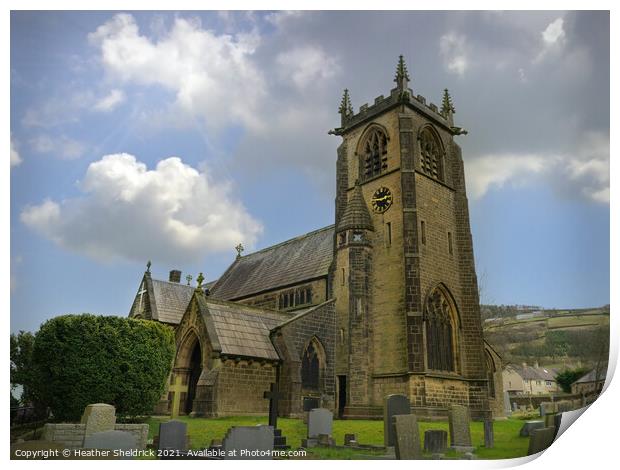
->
<box><xmin>394</xmin><ymin>55</ymin><xmax>410</xmax><ymax>90</ymax></box>
<box><xmin>235</xmin><ymin>243</ymin><xmax>244</xmax><ymax>258</ymax></box>
<box><xmin>441</xmin><ymin>88</ymin><xmax>455</xmax><ymax>116</ymax></box>
<box><xmin>146</xmin><ymin>260</ymin><xmax>151</xmax><ymax>273</ymax></box>
<box><xmin>186</xmin><ymin>274</ymin><xmax>193</xmax><ymax>286</ymax></box>
<box><xmin>196</xmin><ymin>272</ymin><xmax>204</xmax><ymax>288</ymax></box>
<box><xmin>338</xmin><ymin>89</ymin><xmax>354</xmax><ymax>126</ymax></box>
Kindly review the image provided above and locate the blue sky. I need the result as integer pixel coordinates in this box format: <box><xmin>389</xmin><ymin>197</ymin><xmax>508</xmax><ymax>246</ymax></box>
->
<box><xmin>10</xmin><ymin>11</ymin><xmax>610</xmax><ymax>333</ymax></box>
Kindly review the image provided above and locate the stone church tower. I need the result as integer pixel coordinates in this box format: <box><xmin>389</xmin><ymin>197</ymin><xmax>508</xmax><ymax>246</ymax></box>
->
<box><xmin>330</xmin><ymin>56</ymin><xmax>490</xmax><ymax>419</ymax></box>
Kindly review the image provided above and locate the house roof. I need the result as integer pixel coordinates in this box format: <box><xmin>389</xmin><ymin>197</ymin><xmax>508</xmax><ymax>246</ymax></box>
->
<box><xmin>575</xmin><ymin>365</ymin><xmax>608</xmax><ymax>384</ymax></box>
<box><xmin>150</xmin><ymin>279</ymin><xmax>196</xmax><ymax>324</ymax></box>
<box><xmin>210</xmin><ymin>225</ymin><xmax>334</xmax><ymax>301</ymax></box>
<box><xmin>509</xmin><ymin>364</ymin><xmax>558</xmax><ymax>381</ymax></box>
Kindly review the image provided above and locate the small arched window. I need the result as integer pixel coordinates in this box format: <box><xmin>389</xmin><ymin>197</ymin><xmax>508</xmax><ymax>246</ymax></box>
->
<box><xmin>361</xmin><ymin>127</ymin><xmax>388</xmax><ymax>180</ymax></box>
<box><xmin>419</xmin><ymin>127</ymin><xmax>444</xmax><ymax>181</ymax></box>
<box><xmin>424</xmin><ymin>287</ymin><xmax>457</xmax><ymax>372</ymax></box>
<box><xmin>301</xmin><ymin>342</ymin><xmax>320</xmax><ymax>390</ymax></box>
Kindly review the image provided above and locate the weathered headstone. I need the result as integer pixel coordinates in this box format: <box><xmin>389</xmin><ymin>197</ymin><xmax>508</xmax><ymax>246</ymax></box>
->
<box><xmin>424</xmin><ymin>430</ymin><xmax>447</xmax><ymax>453</ymax></box>
<box><xmin>519</xmin><ymin>420</ymin><xmax>544</xmax><ymax>437</ymax></box>
<box><xmin>344</xmin><ymin>433</ymin><xmax>357</xmax><ymax>446</ymax></box>
<box><xmin>158</xmin><ymin>420</ymin><xmax>188</xmax><ymax>452</ymax></box>
<box><xmin>527</xmin><ymin>427</ymin><xmax>556</xmax><ymax>455</ymax></box>
<box><xmin>308</xmin><ymin>408</ymin><xmax>333</xmax><ymax>438</ymax></box>
<box><xmin>483</xmin><ymin>418</ymin><xmax>494</xmax><ymax>448</ymax></box>
<box><xmin>222</xmin><ymin>425</ymin><xmax>274</xmax><ymax>460</ymax></box>
<box><xmin>383</xmin><ymin>394</ymin><xmax>410</xmax><ymax>447</ymax></box>
<box><xmin>393</xmin><ymin>414</ymin><xmax>422</xmax><ymax>460</ymax></box>
<box><xmin>448</xmin><ymin>405</ymin><xmax>473</xmax><ymax>452</ymax></box>
<box><xmin>84</xmin><ymin>430</ymin><xmax>138</xmax><ymax>457</ymax></box>
<box><xmin>544</xmin><ymin>413</ymin><xmax>557</xmax><ymax>428</ymax></box>
<box><xmin>503</xmin><ymin>391</ymin><xmax>512</xmax><ymax>416</ymax></box>
<box><xmin>81</xmin><ymin>403</ymin><xmax>116</xmax><ymax>437</ymax></box>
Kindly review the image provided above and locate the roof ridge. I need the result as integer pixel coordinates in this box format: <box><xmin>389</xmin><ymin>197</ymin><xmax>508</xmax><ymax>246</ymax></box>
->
<box><xmin>240</xmin><ymin>224</ymin><xmax>334</xmax><ymax>259</ymax></box>
<box><xmin>151</xmin><ymin>278</ymin><xmax>195</xmax><ymax>289</ymax></box>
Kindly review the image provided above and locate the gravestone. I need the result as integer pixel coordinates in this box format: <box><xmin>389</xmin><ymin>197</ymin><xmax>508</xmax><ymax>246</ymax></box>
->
<box><xmin>527</xmin><ymin>427</ymin><xmax>556</xmax><ymax>455</ymax></box>
<box><xmin>544</xmin><ymin>413</ymin><xmax>557</xmax><ymax>428</ymax></box>
<box><xmin>344</xmin><ymin>433</ymin><xmax>357</xmax><ymax>446</ymax></box>
<box><xmin>158</xmin><ymin>420</ymin><xmax>188</xmax><ymax>452</ymax></box>
<box><xmin>383</xmin><ymin>394</ymin><xmax>410</xmax><ymax>447</ymax></box>
<box><xmin>222</xmin><ymin>425</ymin><xmax>274</xmax><ymax>460</ymax></box>
<box><xmin>512</xmin><ymin>402</ymin><xmax>518</xmax><ymax>412</ymax></box>
<box><xmin>84</xmin><ymin>430</ymin><xmax>138</xmax><ymax>457</ymax></box>
<box><xmin>503</xmin><ymin>391</ymin><xmax>512</xmax><ymax>416</ymax></box>
<box><xmin>519</xmin><ymin>420</ymin><xmax>544</xmax><ymax>437</ymax></box>
<box><xmin>308</xmin><ymin>408</ymin><xmax>333</xmax><ymax>438</ymax></box>
<box><xmin>424</xmin><ymin>430</ymin><xmax>447</xmax><ymax>453</ymax></box>
<box><xmin>448</xmin><ymin>405</ymin><xmax>473</xmax><ymax>452</ymax></box>
<box><xmin>393</xmin><ymin>414</ymin><xmax>422</xmax><ymax>460</ymax></box>
<box><xmin>81</xmin><ymin>403</ymin><xmax>116</xmax><ymax>437</ymax></box>
<box><xmin>483</xmin><ymin>418</ymin><xmax>494</xmax><ymax>448</ymax></box>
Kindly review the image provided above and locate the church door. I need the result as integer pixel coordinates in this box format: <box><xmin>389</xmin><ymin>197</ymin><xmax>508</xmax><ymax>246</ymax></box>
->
<box><xmin>185</xmin><ymin>342</ymin><xmax>202</xmax><ymax>414</ymax></box>
<box><xmin>337</xmin><ymin>375</ymin><xmax>347</xmax><ymax>418</ymax></box>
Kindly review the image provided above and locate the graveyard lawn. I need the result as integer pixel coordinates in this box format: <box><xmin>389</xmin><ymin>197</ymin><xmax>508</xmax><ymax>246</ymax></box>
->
<box><xmin>145</xmin><ymin>416</ymin><xmax>529</xmax><ymax>460</ymax></box>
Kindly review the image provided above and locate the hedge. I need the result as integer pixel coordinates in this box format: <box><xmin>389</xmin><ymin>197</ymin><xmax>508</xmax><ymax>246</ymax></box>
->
<box><xmin>32</xmin><ymin>314</ymin><xmax>175</xmax><ymax>421</ymax></box>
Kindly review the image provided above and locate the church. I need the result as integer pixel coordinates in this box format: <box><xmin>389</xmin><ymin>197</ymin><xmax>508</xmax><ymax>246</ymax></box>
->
<box><xmin>128</xmin><ymin>56</ymin><xmax>503</xmax><ymax>421</ymax></box>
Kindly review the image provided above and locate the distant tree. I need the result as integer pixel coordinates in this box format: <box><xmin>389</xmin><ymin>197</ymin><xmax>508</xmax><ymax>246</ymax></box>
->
<box><xmin>32</xmin><ymin>314</ymin><xmax>175</xmax><ymax>421</ymax></box>
<box><xmin>555</xmin><ymin>368</ymin><xmax>589</xmax><ymax>393</ymax></box>
<box><xmin>10</xmin><ymin>330</ymin><xmax>39</xmax><ymax>406</ymax></box>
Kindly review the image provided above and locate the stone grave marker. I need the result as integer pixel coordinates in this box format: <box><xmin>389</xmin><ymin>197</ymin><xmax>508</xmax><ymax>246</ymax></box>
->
<box><xmin>424</xmin><ymin>430</ymin><xmax>447</xmax><ymax>454</ymax></box>
<box><xmin>448</xmin><ymin>404</ymin><xmax>473</xmax><ymax>452</ymax></box>
<box><xmin>483</xmin><ymin>418</ymin><xmax>494</xmax><ymax>448</ymax></box>
<box><xmin>383</xmin><ymin>394</ymin><xmax>410</xmax><ymax>447</ymax></box>
<box><xmin>519</xmin><ymin>420</ymin><xmax>544</xmax><ymax>437</ymax></box>
<box><xmin>503</xmin><ymin>391</ymin><xmax>512</xmax><ymax>416</ymax></box>
<box><xmin>303</xmin><ymin>408</ymin><xmax>333</xmax><ymax>447</ymax></box>
<box><xmin>393</xmin><ymin>414</ymin><xmax>422</xmax><ymax>460</ymax></box>
<box><xmin>527</xmin><ymin>427</ymin><xmax>556</xmax><ymax>455</ymax></box>
<box><xmin>344</xmin><ymin>433</ymin><xmax>357</xmax><ymax>446</ymax></box>
<box><xmin>84</xmin><ymin>430</ymin><xmax>138</xmax><ymax>458</ymax></box>
<box><xmin>222</xmin><ymin>425</ymin><xmax>274</xmax><ymax>460</ymax></box>
<box><xmin>158</xmin><ymin>420</ymin><xmax>188</xmax><ymax>452</ymax></box>
<box><xmin>81</xmin><ymin>403</ymin><xmax>116</xmax><ymax>437</ymax></box>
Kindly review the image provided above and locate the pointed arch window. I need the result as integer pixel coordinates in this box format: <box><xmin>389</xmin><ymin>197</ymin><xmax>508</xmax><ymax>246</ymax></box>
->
<box><xmin>419</xmin><ymin>127</ymin><xmax>444</xmax><ymax>181</ymax></box>
<box><xmin>361</xmin><ymin>127</ymin><xmax>388</xmax><ymax>180</ymax></box>
<box><xmin>424</xmin><ymin>287</ymin><xmax>456</xmax><ymax>372</ymax></box>
<box><xmin>301</xmin><ymin>342</ymin><xmax>320</xmax><ymax>390</ymax></box>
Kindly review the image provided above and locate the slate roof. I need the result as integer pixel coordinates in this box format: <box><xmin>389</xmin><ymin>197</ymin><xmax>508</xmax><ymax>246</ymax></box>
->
<box><xmin>150</xmin><ymin>279</ymin><xmax>195</xmax><ymax>324</ymax></box>
<box><xmin>574</xmin><ymin>365</ymin><xmax>608</xmax><ymax>384</ymax></box>
<box><xmin>210</xmin><ymin>225</ymin><xmax>334</xmax><ymax>300</ymax></box>
<box><xmin>510</xmin><ymin>364</ymin><xmax>558</xmax><ymax>381</ymax></box>
<box><xmin>203</xmin><ymin>301</ymin><xmax>291</xmax><ymax>360</ymax></box>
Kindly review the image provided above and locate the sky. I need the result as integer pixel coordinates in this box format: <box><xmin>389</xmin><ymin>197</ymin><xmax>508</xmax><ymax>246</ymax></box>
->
<box><xmin>9</xmin><ymin>10</ymin><xmax>610</xmax><ymax>334</ymax></box>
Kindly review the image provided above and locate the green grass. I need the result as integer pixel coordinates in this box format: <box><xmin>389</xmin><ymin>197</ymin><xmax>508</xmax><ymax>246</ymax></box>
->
<box><xmin>145</xmin><ymin>415</ymin><xmax>530</xmax><ymax>460</ymax></box>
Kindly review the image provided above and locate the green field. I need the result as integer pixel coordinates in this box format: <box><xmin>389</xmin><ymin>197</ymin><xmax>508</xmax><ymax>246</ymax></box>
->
<box><xmin>146</xmin><ymin>415</ymin><xmax>530</xmax><ymax>460</ymax></box>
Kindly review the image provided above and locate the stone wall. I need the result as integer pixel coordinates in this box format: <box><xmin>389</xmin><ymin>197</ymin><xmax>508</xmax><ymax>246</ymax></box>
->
<box><xmin>42</xmin><ymin>423</ymin><xmax>148</xmax><ymax>450</ymax></box>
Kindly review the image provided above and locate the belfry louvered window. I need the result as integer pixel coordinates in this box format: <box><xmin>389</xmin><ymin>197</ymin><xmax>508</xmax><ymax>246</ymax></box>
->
<box><xmin>419</xmin><ymin>127</ymin><xmax>444</xmax><ymax>181</ymax></box>
<box><xmin>362</xmin><ymin>128</ymin><xmax>388</xmax><ymax>180</ymax></box>
<box><xmin>424</xmin><ymin>288</ymin><xmax>456</xmax><ymax>372</ymax></box>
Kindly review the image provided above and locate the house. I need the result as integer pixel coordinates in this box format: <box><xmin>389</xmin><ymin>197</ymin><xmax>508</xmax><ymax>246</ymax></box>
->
<box><xmin>571</xmin><ymin>364</ymin><xmax>607</xmax><ymax>395</ymax></box>
<box><xmin>502</xmin><ymin>363</ymin><xmax>558</xmax><ymax>395</ymax></box>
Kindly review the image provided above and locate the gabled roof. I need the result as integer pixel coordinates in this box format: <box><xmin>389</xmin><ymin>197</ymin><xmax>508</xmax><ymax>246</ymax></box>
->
<box><xmin>210</xmin><ymin>225</ymin><xmax>334</xmax><ymax>301</ymax></box>
<box><xmin>150</xmin><ymin>279</ymin><xmax>195</xmax><ymax>324</ymax></box>
<box><xmin>574</xmin><ymin>365</ymin><xmax>608</xmax><ymax>384</ymax></box>
<box><xmin>508</xmin><ymin>364</ymin><xmax>558</xmax><ymax>381</ymax></box>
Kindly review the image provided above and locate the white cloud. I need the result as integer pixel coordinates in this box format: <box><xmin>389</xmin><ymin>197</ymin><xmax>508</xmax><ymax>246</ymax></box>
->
<box><xmin>88</xmin><ymin>13</ymin><xmax>266</xmax><ymax>131</ymax></box>
<box><xmin>440</xmin><ymin>33</ymin><xmax>469</xmax><ymax>76</ymax></box>
<box><xmin>11</xmin><ymin>137</ymin><xmax>22</xmax><ymax>167</ymax></box>
<box><xmin>535</xmin><ymin>17</ymin><xmax>566</xmax><ymax>63</ymax></box>
<box><xmin>20</xmin><ymin>153</ymin><xmax>263</xmax><ymax>264</ymax></box>
<box><xmin>30</xmin><ymin>134</ymin><xmax>86</xmax><ymax>160</ymax></box>
<box><xmin>276</xmin><ymin>46</ymin><xmax>339</xmax><ymax>89</ymax></box>
<box><xmin>466</xmin><ymin>131</ymin><xmax>609</xmax><ymax>204</ymax></box>
<box><xmin>94</xmin><ymin>89</ymin><xmax>125</xmax><ymax>112</ymax></box>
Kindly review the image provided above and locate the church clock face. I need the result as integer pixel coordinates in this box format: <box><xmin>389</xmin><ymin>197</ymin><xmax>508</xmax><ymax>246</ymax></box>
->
<box><xmin>371</xmin><ymin>187</ymin><xmax>393</xmax><ymax>213</ymax></box>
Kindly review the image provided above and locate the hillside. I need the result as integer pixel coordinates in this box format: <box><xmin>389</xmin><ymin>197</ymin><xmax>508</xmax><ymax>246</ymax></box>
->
<box><xmin>483</xmin><ymin>305</ymin><xmax>610</xmax><ymax>369</ymax></box>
